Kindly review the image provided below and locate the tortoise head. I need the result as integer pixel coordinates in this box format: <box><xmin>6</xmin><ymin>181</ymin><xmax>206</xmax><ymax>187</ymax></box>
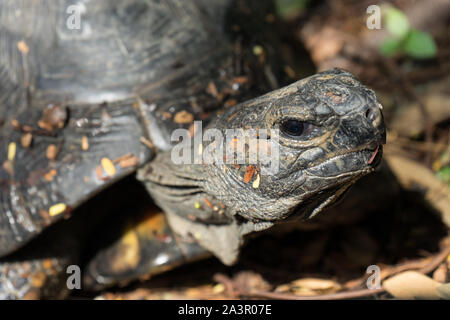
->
<box><xmin>203</xmin><ymin>68</ymin><xmax>385</xmax><ymax>222</ymax></box>
<box><xmin>139</xmin><ymin>69</ymin><xmax>385</xmax><ymax>261</ymax></box>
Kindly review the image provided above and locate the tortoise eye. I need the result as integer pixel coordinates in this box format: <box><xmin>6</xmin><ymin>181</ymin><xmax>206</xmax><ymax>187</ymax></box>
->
<box><xmin>280</xmin><ymin>119</ymin><xmax>305</xmax><ymax>137</ymax></box>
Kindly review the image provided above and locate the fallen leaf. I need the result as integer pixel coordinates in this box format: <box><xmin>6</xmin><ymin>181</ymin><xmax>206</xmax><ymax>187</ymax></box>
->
<box><xmin>383</xmin><ymin>271</ymin><xmax>441</xmax><ymax>299</ymax></box>
<box><xmin>213</xmin><ymin>283</ymin><xmax>225</xmax><ymax>294</ymax></box>
<box><xmin>437</xmin><ymin>283</ymin><xmax>450</xmax><ymax>299</ymax></box>
<box><xmin>432</xmin><ymin>263</ymin><xmax>448</xmax><ymax>283</ymax></box>
<box><xmin>391</xmin><ymin>91</ymin><xmax>450</xmax><ymax>137</ymax></box>
<box><xmin>385</xmin><ymin>154</ymin><xmax>450</xmax><ymax>228</ymax></box>
<box><xmin>276</xmin><ymin>278</ymin><xmax>342</xmax><ymax>296</ymax></box>
<box><xmin>243</xmin><ymin>165</ymin><xmax>256</xmax><ymax>183</ymax></box>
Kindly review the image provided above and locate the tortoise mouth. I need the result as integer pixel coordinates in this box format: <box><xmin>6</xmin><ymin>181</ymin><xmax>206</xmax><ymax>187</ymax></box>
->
<box><xmin>293</xmin><ymin>146</ymin><xmax>383</xmax><ymax>220</ymax></box>
<box><xmin>367</xmin><ymin>145</ymin><xmax>383</xmax><ymax>168</ymax></box>
<box><xmin>305</xmin><ymin>145</ymin><xmax>382</xmax><ymax>179</ymax></box>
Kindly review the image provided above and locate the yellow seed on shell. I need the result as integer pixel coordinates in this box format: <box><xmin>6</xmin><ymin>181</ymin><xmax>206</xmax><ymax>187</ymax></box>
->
<box><xmin>21</xmin><ymin>133</ymin><xmax>33</xmax><ymax>148</ymax></box>
<box><xmin>7</xmin><ymin>142</ymin><xmax>16</xmax><ymax>161</ymax></box>
<box><xmin>81</xmin><ymin>136</ymin><xmax>89</xmax><ymax>151</ymax></box>
<box><xmin>46</xmin><ymin>144</ymin><xmax>57</xmax><ymax>160</ymax></box>
<box><xmin>49</xmin><ymin>203</ymin><xmax>66</xmax><ymax>217</ymax></box>
<box><xmin>252</xmin><ymin>173</ymin><xmax>261</xmax><ymax>188</ymax></box>
<box><xmin>101</xmin><ymin>157</ymin><xmax>116</xmax><ymax>177</ymax></box>
<box><xmin>17</xmin><ymin>40</ymin><xmax>30</xmax><ymax>54</ymax></box>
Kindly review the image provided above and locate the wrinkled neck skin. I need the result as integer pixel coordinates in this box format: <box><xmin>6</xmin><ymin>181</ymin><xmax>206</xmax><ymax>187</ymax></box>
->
<box><xmin>138</xmin><ymin>69</ymin><xmax>386</xmax><ymax>265</ymax></box>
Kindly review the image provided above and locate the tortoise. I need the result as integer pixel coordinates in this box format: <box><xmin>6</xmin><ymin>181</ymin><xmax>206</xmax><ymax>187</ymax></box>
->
<box><xmin>0</xmin><ymin>0</ymin><xmax>385</xmax><ymax>299</ymax></box>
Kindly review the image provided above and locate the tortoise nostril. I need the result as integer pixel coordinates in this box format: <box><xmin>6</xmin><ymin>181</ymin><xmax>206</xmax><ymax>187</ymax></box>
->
<box><xmin>364</xmin><ymin>106</ymin><xmax>381</xmax><ymax>126</ymax></box>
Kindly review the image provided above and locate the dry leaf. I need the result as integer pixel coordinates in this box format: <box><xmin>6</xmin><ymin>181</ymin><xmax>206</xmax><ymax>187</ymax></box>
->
<box><xmin>437</xmin><ymin>283</ymin><xmax>450</xmax><ymax>300</ymax></box>
<box><xmin>243</xmin><ymin>165</ymin><xmax>256</xmax><ymax>183</ymax></box>
<box><xmin>432</xmin><ymin>263</ymin><xmax>448</xmax><ymax>283</ymax></box>
<box><xmin>391</xmin><ymin>91</ymin><xmax>450</xmax><ymax>137</ymax></box>
<box><xmin>277</xmin><ymin>278</ymin><xmax>342</xmax><ymax>296</ymax></box>
<box><xmin>385</xmin><ymin>154</ymin><xmax>450</xmax><ymax>228</ymax></box>
<box><xmin>383</xmin><ymin>271</ymin><xmax>441</xmax><ymax>299</ymax></box>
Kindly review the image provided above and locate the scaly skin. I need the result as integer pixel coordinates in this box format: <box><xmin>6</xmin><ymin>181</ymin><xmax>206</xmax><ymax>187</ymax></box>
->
<box><xmin>140</xmin><ymin>69</ymin><xmax>385</xmax><ymax>265</ymax></box>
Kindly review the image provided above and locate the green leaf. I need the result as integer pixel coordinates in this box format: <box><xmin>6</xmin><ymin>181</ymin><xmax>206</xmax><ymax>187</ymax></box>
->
<box><xmin>437</xmin><ymin>166</ymin><xmax>450</xmax><ymax>185</ymax></box>
<box><xmin>403</xmin><ymin>30</ymin><xmax>437</xmax><ymax>59</ymax></box>
<box><xmin>276</xmin><ymin>0</ymin><xmax>310</xmax><ymax>20</ymax></box>
<box><xmin>380</xmin><ymin>38</ymin><xmax>402</xmax><ymax>56</ymax></box>
<box><xmin>384</xmin><ymin>7</ymin><xmax>410</xmax><ymax>38</ymax></box>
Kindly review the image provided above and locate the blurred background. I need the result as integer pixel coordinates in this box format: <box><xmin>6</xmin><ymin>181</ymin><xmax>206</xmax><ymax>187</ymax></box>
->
<box><xmin>79</xmin><ymin>0</ymin><xmax>450</xmax><ymax>300</ymax></box>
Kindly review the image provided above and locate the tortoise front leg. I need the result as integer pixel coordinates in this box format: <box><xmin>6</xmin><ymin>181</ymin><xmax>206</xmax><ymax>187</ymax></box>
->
<box><xmin>83</xmin><ymin>206</ymin><xmax>211</xmax><ymax>291</ymax></box>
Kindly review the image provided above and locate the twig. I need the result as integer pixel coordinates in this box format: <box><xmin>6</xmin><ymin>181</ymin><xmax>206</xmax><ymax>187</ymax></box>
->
<box><xmin>419</xmin><ymin>245</ymin><xmax>450</xmax><ymax>275</ymax></box>
<box><xmin>235</xmin><ymin>244</ymin><xmax>450</xmax><ymax>300</ymax></box>
<box><xmin>213</xmin><ymin>273</ymin><xmax>236</xmax><ymax>298</ymax></box>
<box><xmin>240</xmin><ymin>288</ymin><xmax>385</xmax><ymax>300</ymax></box>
